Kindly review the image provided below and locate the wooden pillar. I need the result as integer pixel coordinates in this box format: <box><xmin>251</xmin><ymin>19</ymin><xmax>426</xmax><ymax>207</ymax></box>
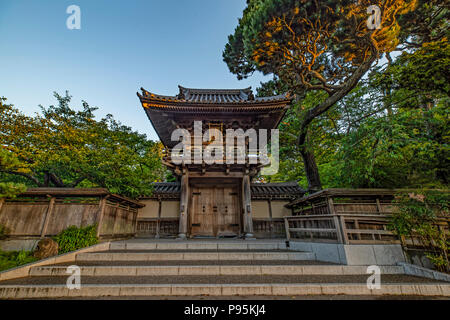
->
<box><xmin>96</xmin><ymin>196</ymin><xmax>108</xmax><ymax>238</ymax></box>
<box><xmin>156</xmin><ymin>198</ymin><xmax>162</xmax><ymax>239</ymax></box>
<box><xmin>242</xmin><ymin>174</ymin><xmax>254</xmax><ymax>238</ymax></box>
<box><xmin>40</xmin><ymin>196</ymin><xmax>55</xmax><ymax>238</ymax></box>
<box><xmin>178</xmin><ymin>171</ymin><xmax>189</xmax><ymax>239</ymax></box>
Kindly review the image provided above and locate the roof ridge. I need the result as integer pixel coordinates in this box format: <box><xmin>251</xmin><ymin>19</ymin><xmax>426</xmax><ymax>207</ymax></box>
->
<box><xmin>178</xmin><ymin>85</ymin><xmax>252</xmax><ymax>94</ymax></box>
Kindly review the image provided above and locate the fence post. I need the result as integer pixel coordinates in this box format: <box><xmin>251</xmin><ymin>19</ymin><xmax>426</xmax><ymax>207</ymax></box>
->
<box><xmin>156</xmin><ymin>198</ymin><xmax>162</xmax><ymax>239</ymax></box>
<box><xmin>0</xmin><ymin>198</ymin><xmax>5</xmax><ymax>220</ymax></box>
<box><xmin>328</xmin><ymin>197</ymin><xmax>344</xmax><ymax>244</ymax></box>
<box><xmin>284</xmin><ymin>217</ymin><xmax>291</xmax><ymax>242</ymax></box>
<box><xmin>110</xmin><ymin>202</ymin><xmax>121</xmax><ymax>238</ymax></box>
<box><xmin>40</xmin><ymin>196</ymin><xmax>55</xmax><ymax>238</ymax></box>
<box><xmin>339</xmin><ymin>215</ymin><xmax>349</xmax><ymax>245</ymax></box>
<box><xmin>376</xmin><ymin>198</ymin><xmax>383</xmax><ymax>213</ymax></box>
<box><xmin>96</xmin><ymin>196</ymin><xmax>108</xmax><ymax>238</ymax></box>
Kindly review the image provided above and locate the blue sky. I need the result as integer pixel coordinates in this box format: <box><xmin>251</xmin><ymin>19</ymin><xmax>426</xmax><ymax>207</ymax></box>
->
<box><xmin>0</xmin><ymin>0</ymin><xmax>270</xmax><ymax>140</ymax></box>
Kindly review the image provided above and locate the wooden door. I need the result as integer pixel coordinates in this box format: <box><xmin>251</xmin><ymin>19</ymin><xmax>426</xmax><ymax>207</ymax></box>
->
<box><xmin>190</xmin><ymin>186</ymin><xmax>240</xmax><ymax>237</ymax></box>
<box><xmin>190</xmin><ymin>187</ymin><xmax>215</xmax><ymax>236</ymax></box>
<box><xmin>216</xmin><ymin>187</ymin><xmax>240</xmax><ymax>237</ymax></box>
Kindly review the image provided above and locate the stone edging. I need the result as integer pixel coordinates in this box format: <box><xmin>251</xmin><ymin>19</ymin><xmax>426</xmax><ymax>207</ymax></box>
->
<box><xmin>398</xmin><ymin>262</ymin><xmax>450</xmax><ymax>283</ymax></box>
<box><xmin>0</xmin><ymin>242</ymin><xmax>111</xmax><ymax>281</ymax></box>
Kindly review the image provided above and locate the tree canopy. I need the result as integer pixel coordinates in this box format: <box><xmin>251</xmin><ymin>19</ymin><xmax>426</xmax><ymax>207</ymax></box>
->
<box><xmin>224</xmin><ymin>0</ymin><xmax>448</xmax><ymax>191</ymax></box>
<box><xmin>0</xmin><ymin>93</ymin><xmax>165</xmax><ymax>199</ymax></box>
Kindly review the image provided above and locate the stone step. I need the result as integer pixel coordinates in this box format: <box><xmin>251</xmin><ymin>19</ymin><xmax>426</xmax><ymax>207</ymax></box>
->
<box><xmin>1</xmin><ymin>282</ymin><xmax>448</xmax><ymax>299</ymax></box>
<box><xmin>52</xmin><ymin>260</ymin><xmax>336</xmax><ymax>267</ymax></box>
<box><xmin>0</xmin><ymin>274</ymin><xmax>441</xmax><ymax>286</ymax></box>
<box><xmin>75</xmin><ymin>251</ymin><xmax>316</xmax><ymax>262</ymax></box>
<box><xmin>29</xmin><ymin>265</ymin><xmax>404</xmax><ymax>277</ymax></box>
<box><xmin>110</xmin><ymin>241</ymin><xmax>286</xmax><ymax>251</ymax></box>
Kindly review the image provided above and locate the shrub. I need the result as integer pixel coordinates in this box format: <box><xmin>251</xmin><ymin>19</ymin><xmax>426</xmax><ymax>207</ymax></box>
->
<box><xmin>0</xmin><ymin>250</ymin><xmax>37</xmax><ymax>272</ymax></box>
<box><xmin>0</xmin><ymin>224</ymin><xmax>7</xmax><ymax>240</ymax></box>
<box><xmin>54</xmin><ymin>225</ymin><xmax>99</xmax><ymax>254</ymax></box>
<box><xmin>389</xmin><ymin>190</ymin><xmax>449</xmax><ymax>273</ymax></box>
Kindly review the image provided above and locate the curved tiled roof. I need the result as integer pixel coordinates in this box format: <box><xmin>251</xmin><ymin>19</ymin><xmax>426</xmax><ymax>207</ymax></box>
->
<box><xmin>137</xmin><ymin>86</ymin><xmax>292</xmax><ymax>106</ymax></box>
<box><xmin>251</xmin><ymin>182</ymin><xmax>305</xmax><ymax>199</ymax></box>
<box><xmin>142</xmin><ymin>182</ymin><xmax>305</xmax><ymax>200</ymax></box>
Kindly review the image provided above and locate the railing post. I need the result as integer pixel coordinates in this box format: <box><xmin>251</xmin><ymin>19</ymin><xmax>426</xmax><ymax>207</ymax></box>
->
<box><xmin>328</xmin><ymin>197</ymin><xmax>344</xmax><ymax>244</ymax></box>
<box><xmin>284</xmin><ymin>217</ymin><xmax>291</xmax><ymax>242</ymax></box>
<box><xmin>376</xmin><ymin>198</ymin><xmax>383</xmax><ymax>213</ymax></box>
<box><xmin>268</xmin><ymin>198</ymin><xmax>273</xmax><ymax>238</ymax></box>
<box><xmin>339</xmin><ymin>215</ymin><xmax>349</xmax><ymax>245</ymax></box>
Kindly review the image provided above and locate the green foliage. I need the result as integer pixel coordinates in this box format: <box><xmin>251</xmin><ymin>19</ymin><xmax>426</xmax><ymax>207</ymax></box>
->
<box><xmin>0</xmin><ymin>93</ymin><xmax>165</xmax><ymax>199</ymax></box>
<box><xmin>260</xmin><ymin>35</ymin><xmax>449</xmax><ymax>190</ymax></box>
<box><xmin>389</xmin><ymin>190</ymin><xmax>449</xmax><ymax>273</ymax></box>
<box><xmin>225</xmin><ymin>0</ymin><xmax>420</xmax><ymax>190</ymax></box>
<box><xmin>0</xmin><ymin>250</ymin><xmax>37</xmax><ymax>272</ymax></box>
<box><xmin>0</xmin><ymin>224</ymin><xmax>7</xmax><ymax>240</ymax></box>
<box><xmin>54</xmin><ymin>225</ymin><xmax>99</xmax><ymax>254</ymax></box>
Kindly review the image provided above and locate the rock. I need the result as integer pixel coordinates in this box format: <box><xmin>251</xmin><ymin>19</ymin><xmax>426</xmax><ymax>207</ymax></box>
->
<box><xmin>33</xmin><ymin>238</ymin><xmax>58</xmax><ymax>259</ymax></box>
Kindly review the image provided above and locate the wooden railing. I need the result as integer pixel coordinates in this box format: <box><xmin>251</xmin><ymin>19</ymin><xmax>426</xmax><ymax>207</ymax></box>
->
<box><xmin>284</xmin><ymin>213</ymin><xmax>398</xmax><ymax>244</ymax></box>
<box><xmin>163</xmin><ymin>147</ymin><xmax>268</xmax><ymax>165</ymax></box>
<box><xmin>285</xmin><ymin>189</ymin><xmax>449</xmax><ymax>246</ymax></box>
<box><xmin>136</xmin><ymin>218</ymin><xmax>179</xmax><ymax>238</ymax></box>
<box><xmin>253</xmin><ymin>218</ymin><xmax>285</xmax><ymax>238</ymax></box>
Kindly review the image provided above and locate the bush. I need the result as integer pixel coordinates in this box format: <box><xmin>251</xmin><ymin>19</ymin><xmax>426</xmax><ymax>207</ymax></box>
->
<box><xmin>0</xmin><ymin>250</ymin><xmax>37</xmax><ymax>272</ymax></box>
<box><xmin>389</xmin><ymin>190</ymin><xmax>449</xmax><ymax>273</ymax></box>
<box><xmin>54</xmin><ymin>225</ymin><xmax>99</xmax><ymax>254</ymax></box>
<box><xmin>0</xmin><ymin>224</ymin><xmax>7</xmax><ymax>240</ymax></box>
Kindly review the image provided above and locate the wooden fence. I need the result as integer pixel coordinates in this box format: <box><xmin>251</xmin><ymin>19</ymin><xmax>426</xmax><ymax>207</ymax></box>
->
<box><xmin>0</xmin><ymin>188</ymin><xmax>144</xmax><ymax>241</ymax></box>
<box><xmin>284</xmin><ymin>189</ymin><xmax>449</xmax><ymax>246</ymax></box>
<box><xmin>253</xmin><ymin>218</ymin><xmax>285</xmax><ymax>238</ymax></box>
<box><xmin>136</xmin><ymin>218</ymin><xmax>179</xmax><ymax>238</ymax></box>
<box><xmin>135</xmin><ymin>218</ymin><xmax>286</xmax><ymax>239</ymax></box>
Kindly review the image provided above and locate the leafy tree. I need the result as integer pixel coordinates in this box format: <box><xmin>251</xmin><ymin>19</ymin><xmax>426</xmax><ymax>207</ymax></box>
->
<box><xmin>258</xmin><ymin>38</ymin><xmax>449</xmax><ymax>189</ymax></box>
<box><xmin>224</xmin><ymin>0</ymin><xmax>420</xmax><ymax>191</ymax></box>
<box><xmin>0</xmin><ymin>98</ymin><xmax>27</xmax><ymax>198</ymax></box>
<box><xmin>0</xmin><ymin>93</ymin><xmax>165</xmax><ymax>198</ymax></box>
<box><xmin>389</xmin><ymin>190</ymin><xmax>449</xmax><ymax>273</ymax></box>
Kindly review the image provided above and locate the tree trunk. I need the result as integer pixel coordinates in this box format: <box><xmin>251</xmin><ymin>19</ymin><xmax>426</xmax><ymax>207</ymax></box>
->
<box><xmin>299</xmin><ymin>147</ymin><xmax>322</xmax><ymax>192</ymax></box>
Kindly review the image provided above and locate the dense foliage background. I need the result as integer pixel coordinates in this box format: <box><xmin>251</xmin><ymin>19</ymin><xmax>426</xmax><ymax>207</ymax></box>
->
<box><xmin>0</xmin><ymin>93</ymin><xmax>166</xmax><ymax>199</ymax></box>
<box><xmin>225</xmin><ymin>0</ymin><xmax>449</xmax><ymax>192</ymax></box>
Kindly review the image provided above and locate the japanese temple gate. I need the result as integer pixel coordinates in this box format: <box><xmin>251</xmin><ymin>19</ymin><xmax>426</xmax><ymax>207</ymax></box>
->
<box><xmin>137</xmin><ymin>86</ymin><xmax>303</xmax><ymax>239</ymax></box>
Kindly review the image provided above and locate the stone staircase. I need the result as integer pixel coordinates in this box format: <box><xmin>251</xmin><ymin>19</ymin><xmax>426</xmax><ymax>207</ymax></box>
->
<box><xmin>0</xmin><ymin>240</ymin><xmax>449</xmax><ymax>299</ymax></box>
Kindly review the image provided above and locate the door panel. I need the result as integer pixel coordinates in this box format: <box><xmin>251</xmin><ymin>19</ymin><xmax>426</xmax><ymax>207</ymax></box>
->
<box><xmin>190</xmin><ymin>188</ymin><xmax>215</xmax><ymax>236</ymax></box>
<box><xmin>217</xmin><ymin>187</ymin><xmax>239</xmax><ymax>236</ymax></box>
<box><xmin>190</xmin><ymin>185</ymin><xmax>240</xmax><ymax>237</ymax></box>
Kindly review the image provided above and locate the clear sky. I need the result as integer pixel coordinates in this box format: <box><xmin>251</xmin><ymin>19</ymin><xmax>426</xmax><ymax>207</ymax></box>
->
<box><xmin>0</xmin><ymin>0</ymin><xmax>270</xmax><ymax>141</ymax></box>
